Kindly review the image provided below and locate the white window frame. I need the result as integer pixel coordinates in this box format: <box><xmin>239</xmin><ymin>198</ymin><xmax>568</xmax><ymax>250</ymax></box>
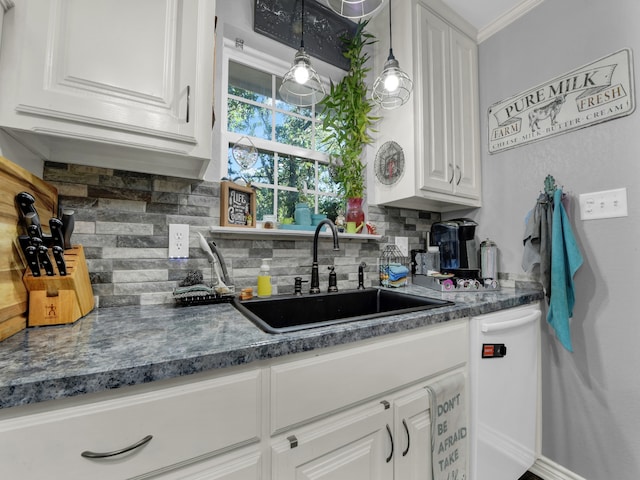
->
<box><xmin>220</xmin><ymin>38</ymin><xmax>337</xmax><ymax>215</ymax></box>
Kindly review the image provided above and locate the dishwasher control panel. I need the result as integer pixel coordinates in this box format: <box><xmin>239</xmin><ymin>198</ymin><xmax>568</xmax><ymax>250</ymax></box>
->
<box><xmin>482</xmin><ymin>343</ymin><xmax>507</xmax><ymax>358</ymax></box>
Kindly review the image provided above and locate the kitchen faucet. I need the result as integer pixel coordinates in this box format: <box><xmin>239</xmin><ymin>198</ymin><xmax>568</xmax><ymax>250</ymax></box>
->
<box><xmin>310</xmin><ymin>219</ymin><xmax>340</xmax><ymax>294</ymax></box>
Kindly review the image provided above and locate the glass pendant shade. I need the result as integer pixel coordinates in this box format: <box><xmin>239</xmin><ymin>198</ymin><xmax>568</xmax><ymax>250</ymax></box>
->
<box><xmin>371</xmin><ymin>0</ymin><xmax>413</xmax><ymax>109</ymax></box>
<box><xmin>327</xmin><ymin>0</ymin><xmax>384</xmax><ymax>19</ymax></box>
<box><xmin>372</xmin><ymin>54</ymin><xmax>413</xmax><ymax>109</ymax></box>
<box><xmin>279</xmin><ymin>47</ymin><xmax>325</xmax><ymax>106</ymax></box>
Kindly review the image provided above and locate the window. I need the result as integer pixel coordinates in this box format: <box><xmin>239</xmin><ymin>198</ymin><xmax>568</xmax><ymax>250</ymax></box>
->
<box><xmin>224</xmin><ymin>57</ymin><xmax>342</xmax><ymax>222</ymax></box>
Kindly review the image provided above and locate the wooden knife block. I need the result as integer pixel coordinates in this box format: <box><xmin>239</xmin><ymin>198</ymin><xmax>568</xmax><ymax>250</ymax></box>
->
<box><xmin>23</xmin><ymin>245</ymin><xmax>94</xmax><ymax>327</ymax></box>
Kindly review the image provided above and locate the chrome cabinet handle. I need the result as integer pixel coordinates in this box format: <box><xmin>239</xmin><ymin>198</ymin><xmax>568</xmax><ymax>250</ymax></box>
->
<box><xmin>186</xmin><ymin>85</ymin><xmax>191</xmax><ymax>123</ymax></box>
<box><xmin>456</xmin><ymin>165</ymin><xmax>462</xmax><ymax>185</ymax></box>
<box><xmin>385</xmin><ymin>424</ymin><xmax>394</xmax><ymax>463</ymax></box>
<box><xmin>448</xmin><ymin>163</ymin><xmax>454</xmax><ymax>183</ymax></box>
<box><xmin>402</xmin><ymin>419</ymin><xmax>410</xmax><ymax>456</ymax></box>
<box><xmin>81</xmin><ymin>434</ymin><xmax>153</xmax><ymax>459</ymax></box>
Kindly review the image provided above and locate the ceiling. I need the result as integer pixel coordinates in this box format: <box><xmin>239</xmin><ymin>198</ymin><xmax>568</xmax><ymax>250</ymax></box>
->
<box><xmin>441</xmin><ymin>0</ymin><xmax>543</xmax><ymax>41</ymax></box>
<box><xmin>315</xmin><ymin>0</ymin><xmax>544</xmax><ymax>43</ymax></box>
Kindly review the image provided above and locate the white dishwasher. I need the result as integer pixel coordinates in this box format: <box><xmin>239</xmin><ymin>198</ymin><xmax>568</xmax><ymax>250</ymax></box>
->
<box><xmin>469</xmin><ymin>304</ymin><xmax>541</xmax><ymax>480</ymax></box>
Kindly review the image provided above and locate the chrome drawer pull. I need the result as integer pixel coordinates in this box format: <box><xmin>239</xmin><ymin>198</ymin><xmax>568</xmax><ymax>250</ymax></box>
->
<box><xmin>385</xmin><ymin>424</ymin><xmax>394</xmax><ymax>463</ymax></box>
<box><xmin>402</xmin><ymin>419</ymin><xmax>410</xmax><ymax>456</ymax></box>
<box><xmin>81</xmin><ymin>434</ymin><xmax>153</xmax><ymax>459</ymax></box>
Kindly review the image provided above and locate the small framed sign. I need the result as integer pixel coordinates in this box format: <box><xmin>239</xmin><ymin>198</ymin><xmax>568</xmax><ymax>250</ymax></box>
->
<box><xmin>220</xmin><ymin>181</ymin><xmax>256</xmax><ymax>228</ymax></box>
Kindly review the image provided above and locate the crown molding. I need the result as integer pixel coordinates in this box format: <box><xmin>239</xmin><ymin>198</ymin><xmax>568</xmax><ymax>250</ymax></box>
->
<box><xmin>477</xmin><ymin>0</ymin><xmax>544</xmax><ymax>43</ymax></box>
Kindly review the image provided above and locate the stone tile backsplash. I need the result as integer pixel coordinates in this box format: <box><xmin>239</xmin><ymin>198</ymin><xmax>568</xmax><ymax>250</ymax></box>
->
<box><xmin>44</xmin><ymin>162</ymin><xmax>440</xmax><ymax>308</ymax></box>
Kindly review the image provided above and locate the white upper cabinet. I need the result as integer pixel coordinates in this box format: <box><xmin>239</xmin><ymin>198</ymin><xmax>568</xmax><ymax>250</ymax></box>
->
<box><xmin>0</xmin><ymin>0</ymin><xmax>216</xmax><ymax>178</ymax></box>
<box><xmin>371</xmin><ymin>0</ymin><xmax>481</xmax><ymax>212</ymax></box>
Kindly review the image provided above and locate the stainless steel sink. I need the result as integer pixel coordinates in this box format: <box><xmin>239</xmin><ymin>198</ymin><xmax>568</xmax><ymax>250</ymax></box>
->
<box><xmin>232</xmin><ymin>288</ymin><xmax>454</xmax><ymax>333</ymax></box>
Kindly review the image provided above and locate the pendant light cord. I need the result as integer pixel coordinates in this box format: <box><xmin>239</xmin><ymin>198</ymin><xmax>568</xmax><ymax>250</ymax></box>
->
<box><xmin>300</xmin><ymin>0</ymin><xmax>305</xmax><ymax>49</ymax></box>
<box><xmin>388</xmin><ymin>0</ymin><xmax>395</xmax><ymax>60</ymax></box>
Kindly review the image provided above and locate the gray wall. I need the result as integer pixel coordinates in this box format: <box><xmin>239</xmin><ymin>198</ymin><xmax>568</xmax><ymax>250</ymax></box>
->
<box><xmin>473</xmin><ymin>0</ymin><xmax>640</xmax><ymax>477</ymax></box>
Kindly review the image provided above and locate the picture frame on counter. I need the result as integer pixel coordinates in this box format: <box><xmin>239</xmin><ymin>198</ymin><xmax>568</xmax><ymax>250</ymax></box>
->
<box><xmin>220</xmin><ymin>180</ymin><xmax>256</xmax><ymax>228</ymax></box>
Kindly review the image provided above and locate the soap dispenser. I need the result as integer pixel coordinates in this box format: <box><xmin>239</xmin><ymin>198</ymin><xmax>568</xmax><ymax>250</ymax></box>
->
<box><xmin>257</xmin><ymin>258</ymin><xmax>272</xmax><ymax>298</ymax></box>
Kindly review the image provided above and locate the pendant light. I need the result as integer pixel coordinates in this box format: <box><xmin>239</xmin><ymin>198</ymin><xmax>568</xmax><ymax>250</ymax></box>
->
<box><xmin>371</xmin><ymin>0</ymin><xmax>413</xmax><ymax>109</ymax></box>
<box><xmin>279</xmin><ymin>0</ymin><xmax>325</xmax><ymax>107</ymax></box>
<box><xmin>327</xmin><ymin>0</ymin><xmax>384</xmax><ymax>19</ymax></box>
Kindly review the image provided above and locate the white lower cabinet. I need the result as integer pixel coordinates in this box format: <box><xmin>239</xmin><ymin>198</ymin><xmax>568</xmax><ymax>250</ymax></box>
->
<box><xmin>270</xmin><ymin>320</ymin><xmax>468</xmax><ymax>480</ymax></box>
<box><xmin>0</xmin><ymin>319</ymin><xmax>469</xmax><ymax>479</ymax></box>
<box><xmin>271</xmin><ymin>401</ymin><xmax>394</xmax><ymax>480</ymax></box>
<box><xmin>271</xmin><ymin>381</ymin><xmax>437</xmax><ymax>480</ymax></box>
<box><xmin>0</xmin><ymin>370</ymin><xmax>262</xmax><ymax>479</ymax></box>
<box><xmin>393</xmin><ymin>387</ymin><xmax>432</xmax><ymax>479</ymax></box>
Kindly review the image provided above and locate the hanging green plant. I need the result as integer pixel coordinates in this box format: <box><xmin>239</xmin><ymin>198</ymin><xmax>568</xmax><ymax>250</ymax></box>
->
<box><xmin>319</xmin><ymin>20</ymin><xmax>379</xmax><ymax>200</ymax></box>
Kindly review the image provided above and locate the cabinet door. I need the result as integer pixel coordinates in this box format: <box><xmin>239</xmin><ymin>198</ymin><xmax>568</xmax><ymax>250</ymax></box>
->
<box><xmin>393</xmin><ymin>388</ymin><xmax>432</xmax><ymax>480</ymax></box>
<box><xmin>449</xmin><ymin>28</ymin><xmax>481</xmax><ymax>201</ymax></box>
<box><xmin>417</xmin><ymin>6</ymin><xmax>454</xmax><ymax>196</ymax></box>
<box><xmin>15</xmin><ymin>0</ymin><xmax>198</xmax><ymax>142</ymax></box>
<box><xmin>272</xmin><ymin>402</ymin><xmax>393</xmax><ymax>480</ymax></box>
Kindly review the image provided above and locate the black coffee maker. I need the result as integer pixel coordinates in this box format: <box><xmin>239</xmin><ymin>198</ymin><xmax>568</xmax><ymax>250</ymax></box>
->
<box><xmin>430</xmin><ymin>218</ymin><xmax>479</xmax><ymax>278</ymax></box>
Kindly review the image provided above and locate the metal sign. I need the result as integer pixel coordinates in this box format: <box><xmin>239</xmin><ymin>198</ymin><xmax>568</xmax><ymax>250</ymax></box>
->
<box><xmin>488</xmin><ymin>49</ymin><xmax>635</xmax><ymax>154</ymax></box>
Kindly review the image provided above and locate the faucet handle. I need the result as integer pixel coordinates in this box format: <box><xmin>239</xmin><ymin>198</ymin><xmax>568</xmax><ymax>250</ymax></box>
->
<box><xmin>358</xmin><ymin>262</ymin><xmax>367</xmax><ymax>289</ymax></box>
<box><xmin>327</xmin><ymin>266</ymin><xmax>338</xmax><ymax>293</ymax></box>
<box><xmin>294</xmin><ymin>276</ymin><xmax>308</xmax><ymax>296</ymax></box>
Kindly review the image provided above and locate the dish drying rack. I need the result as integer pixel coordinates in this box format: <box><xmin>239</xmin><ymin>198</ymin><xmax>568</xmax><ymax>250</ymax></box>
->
<box><xmin>173</xmin><ymin>267</ymin><xmax>235</xmax><ymax>306</ymax></box>
<box><xmin>378</xmin><ymin>245</ymin><xmax>410</xmax><ymax>288</ymax></box>
<box><xmin>174</xmin><ymin>236</ymin><xmax>235</xmax><ymax>306</ymax></box>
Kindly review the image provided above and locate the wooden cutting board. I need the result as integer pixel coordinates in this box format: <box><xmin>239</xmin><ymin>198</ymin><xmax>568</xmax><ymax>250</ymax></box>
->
<box><xmin>0</xmin><ymin>156</ymin><xmax>58</xmax><ymax>341</ymax></box>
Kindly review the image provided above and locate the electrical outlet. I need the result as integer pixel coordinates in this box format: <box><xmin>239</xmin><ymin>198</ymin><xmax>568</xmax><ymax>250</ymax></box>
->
<box><xmin>169</xmin><ymin>224</ymin><xmax>190</xmax><ymax>258</ymax></box>
<box><xmin>395</xmin><ymin>236</ymin><xmax>409</xmax><ymax>257</ymax></box>
<box><xmin>579</xmin><ymin>188</ymin><xmax>628</xmax><ymax>220</ymax></box>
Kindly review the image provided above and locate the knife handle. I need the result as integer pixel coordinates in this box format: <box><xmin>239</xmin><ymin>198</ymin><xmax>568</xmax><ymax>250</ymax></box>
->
<box><xmin>25</xmin><ymin>245</ymin><xmax>41</xmax><ymax>277</ymax></box>
<box><xmin>25</xmin><ymin>212</ymin><xmax>43</xmax><ymax>239</ymax></box>
<box><xmin>37</xmin><ymin>245</ymin><xmax>55</xmax><ymax>276</ymax></box>
<box><xmin>52</xmin><ymin>245</ymin><xmax>67</xmax><ymax>276</ymax></box>
<box><xmin>49</xmin><ymin>218</ymin><xmax>65</xmax><ymax>248</ymax></box>
<box><xmin>15</xmin><ymin>191</ymin><xmax>37</xmax><ymax>217</ymax></box>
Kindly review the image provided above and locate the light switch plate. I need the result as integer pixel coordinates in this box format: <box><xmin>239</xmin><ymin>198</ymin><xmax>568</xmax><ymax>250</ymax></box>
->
<box><xmin>579</xmin><ymin>188</ymin><xmax>628</xmax><ymax>220</ymax></box>
<box><xmin>169</xmin><ymin>224</ymin><xmax>190</xmax><ymax>258</ymax></box>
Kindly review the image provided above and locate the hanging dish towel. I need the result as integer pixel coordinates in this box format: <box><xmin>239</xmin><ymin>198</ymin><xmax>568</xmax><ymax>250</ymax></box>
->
<box><xmin>522</xmin><ymin>193</ymin><xmax>553</xmax><ymax>301</ymax></box>
<box><xmin>548</xmin><ymin>188</ymin><xmax>583</xmax><ymax>351</ymax></box>
<box><xmin>426</xmin><ymin>373</ymin><xmax>467</xmax><ymax>480</ymax></box>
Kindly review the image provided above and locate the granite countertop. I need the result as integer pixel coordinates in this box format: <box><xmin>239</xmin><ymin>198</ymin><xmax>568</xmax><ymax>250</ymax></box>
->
<box><xmin>0</xmin><ymin>285</ymin><xmax>543</xmax><ymax>410</ymax></box>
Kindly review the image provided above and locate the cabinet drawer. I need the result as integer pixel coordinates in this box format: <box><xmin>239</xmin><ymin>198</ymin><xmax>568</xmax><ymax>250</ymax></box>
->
<box><xmin>271</xmin><ymin>320</ymin><xmax>467</xmax><ymax>433</ymax></box>
<box><xmin>0</xmin><ymin>370</ymin><xmax>261</xmax><ymax>479</ymax></box>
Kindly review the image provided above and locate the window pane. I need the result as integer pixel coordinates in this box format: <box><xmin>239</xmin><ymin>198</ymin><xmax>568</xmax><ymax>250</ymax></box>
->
<box><xmin>256</xmin><ymin>188</ymin><xmax>274</xmax><ymax>221</ymax></box>
<box><xmin>275</xmin><ymin>112</ymin><xmax>312</xmax><ymax>148</ymax></box>
<box><xmin>275</xmin><ymin>77</ymin><xmax>313</xmax><ymax>116</ymax></box>
<box><xmin>278</xmin><ymin>155</ymin><xmax>314</xmax><ymax>190</ymax></box>
<box><xmin>228</xmin><ymin>147</ymin><xmax>274</xmax><ymax>185</ymax></box>
<box><xmin>314</xmin><ymin>110</ymin><xmax>339</xmax><ymax>154</ymax></box>
<box><xmin>228</xmin><ymin>61</ymin><xmax>272</xmax><ymax>105</ymax></box>
<box><xmin>277</xmin><ymin>189</ymin><xmax>299</xmax><ymax>221</ymax></box>
<box><xmin>319</xmin><ymin>195</ymin><xmax>343</xmax><ymax>221</ymax></box>
<box><xmin>318</xmin><ymin>163</ymin><xmax>340</xmax><ymax>194</ymax></box>
<box><xmin>227</xmin><ymin>99</ymin><xmax>272</xmax><ymax>140</ymax></box>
